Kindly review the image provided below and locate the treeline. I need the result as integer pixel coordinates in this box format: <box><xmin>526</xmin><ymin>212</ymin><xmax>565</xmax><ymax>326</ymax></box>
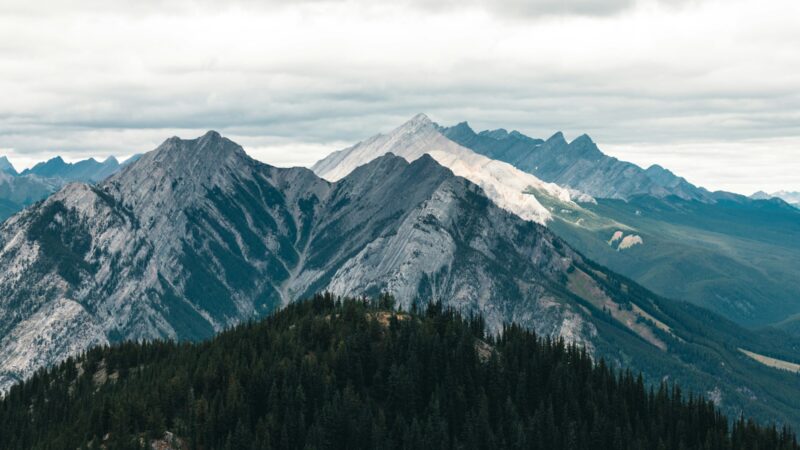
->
<box><xmin>0</xmin><ymin>294</ymin><xmax>796</xmax><ymax>449</ymax></box>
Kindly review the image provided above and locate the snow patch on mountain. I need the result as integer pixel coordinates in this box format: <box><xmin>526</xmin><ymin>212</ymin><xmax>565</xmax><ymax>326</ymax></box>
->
<box><xmin>608</xmin><ymin>230</ymin><xmax>643</xmax><ymax>250</ymax></box>
<box><xmin>618</xmin><ymin>235</ymin><xmax>643</xmax><ymax>250</ymax></box>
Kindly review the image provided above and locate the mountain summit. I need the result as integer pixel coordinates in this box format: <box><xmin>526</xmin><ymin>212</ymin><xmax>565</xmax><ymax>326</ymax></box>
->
<box><xmin>0</xmin><ymin>131</ymin><xmax>592</xmax><ymax>391</ymax></box>
<box><xmin>751</xmin><ymin>190</ymin><xmax>800</xmax><ymax>208</ymax></box>
<box><xmin>2</xmin><ymin>131</ymin><xmax>800</xmax><ymax>425</ymax></box>
<box><xmin>312</xmin><ymin>114</ymin><xmax>588</xmax><ymax>225</ymax></box>
<box><xmin>441</xmin><ymin>123</ymin><xmax>712</xmax><ymax>201</ymax></box>
<box><xmin>0</xmin><ymin>156</ymin><xmax>16</xmax><ymax>176</ymax></box>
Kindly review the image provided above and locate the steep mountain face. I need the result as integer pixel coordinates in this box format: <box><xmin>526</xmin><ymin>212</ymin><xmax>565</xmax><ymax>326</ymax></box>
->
<box><xmin>441</xmin><ymin>122</ymin><xmax>712</xmax><ymax>202</ymax></box>
<box><xmin>4</xmin><ymin>131</ymin><xmax>800</xmax><ymax>426</ymax></box>
<box><xmin>312</xmin><ymin>114</ymin><xmax>592</xmax><ymax>225</ymax></box>
<box><xmin>439</xmin><ymin>121</ymin><xmax>800</xmax><ymax>326</ymax></box>
<box><xmin>0</xmin><ymin>155</ymin><xmax>141</xmax><ymax>222</ymax></box>
<box><xmin>0</xmin><ymin>131</ymin><xmax>592</xmax><ymax>392</ymax></box>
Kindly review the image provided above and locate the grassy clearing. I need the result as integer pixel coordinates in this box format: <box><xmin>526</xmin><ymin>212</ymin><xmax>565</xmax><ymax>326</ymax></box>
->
<box><xmin>740</xmin><ymin>348</ymin><xmax>800</xmax><ymax>374</ymax></box>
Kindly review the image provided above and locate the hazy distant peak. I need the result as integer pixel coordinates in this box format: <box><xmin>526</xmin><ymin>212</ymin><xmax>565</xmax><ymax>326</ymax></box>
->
<box><xmin>447</xmin><ymin>121</ymin><xmax>475</xmax><ymax>135</ymax></box>
<box><xmin>546</xmin><ymin>131</ymin><xmax>566</xmax><ymax>145</ymax></box>
<box><xmin>645</xmin><ymin>164</ymin><xmax>671</xmax><ymax>174</ymax></box>
<box><xmin>0</xmin><ymin>156</ymin><xmax>16</xmax><ymax>176</ymax></box>
<box><xmin>444</xmin><ymin>120</ymin><xmax>712</xmax><ymax>202</ymax></box>
<box><xmin>750</xmin><ymin>190</ymin><xmax>800</xmax><ymax>205</ymax></box>
<box><xmin>200</xmin><ymin>130</ymin><xmax>223</xmax><ymax>141</ymax></box>
<box><xmin>403</xmin><ymin>113</ymin><xmax>434</xmax><ymax>128</ymax></box>
<box><xmin>479</xmin><ymin>128</ymin><xmax>510</xmax><ymax>140</ymax></box>
<box><xmin>570</xmin><ymin>133</ymin><xmax>595</xmax><ymax>145</ymax></box>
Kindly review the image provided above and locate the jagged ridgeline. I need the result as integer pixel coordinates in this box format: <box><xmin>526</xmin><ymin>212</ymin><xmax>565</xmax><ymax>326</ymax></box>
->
<box><xmin>4</xmin><ymin>131</ymin><xmax>800</xmax><ymax>428</ymax></box>
<box><xmin>0</xmin><ymin>154</ymin><xmax>142</xmax><ymax>222</ymax></box>
<box><xmin>0</xmin><ymin>295</ymin><xmax>795</xmax><ymax>450</ymax></box>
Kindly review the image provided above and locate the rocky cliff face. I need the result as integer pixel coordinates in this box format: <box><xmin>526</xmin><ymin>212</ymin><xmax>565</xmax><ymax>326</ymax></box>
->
<box><xmin>438</xmin><ymin>119</ymin><xmax>800</xmax><ymax>327</ymax></box>
<box><xmin>0</xmin><ymin>131</ymin><xmax>595</xmax><ymax>391</ymax></box>
<box><xmin>312</xmin><ymin>114</ymin><xmax>590</xmax><ymax>225</ymax></box>
<box><xmin>3</xmin><ymin>131</ymin><xmax>800</xmax><ymax>427</ymax></box>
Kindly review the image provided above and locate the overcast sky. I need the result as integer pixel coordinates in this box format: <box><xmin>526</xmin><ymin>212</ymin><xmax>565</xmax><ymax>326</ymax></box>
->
<box><xmin>1</xmin><ymin>0</ymin><xmax>798</xmax><ymax>194</ymax></box>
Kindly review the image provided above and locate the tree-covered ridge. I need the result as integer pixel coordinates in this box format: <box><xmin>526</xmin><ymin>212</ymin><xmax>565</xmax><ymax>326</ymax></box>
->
<box><xmin>0</xmin><ymin>295</ymin><xmax>795</xmax><ymax>450</ymax></box>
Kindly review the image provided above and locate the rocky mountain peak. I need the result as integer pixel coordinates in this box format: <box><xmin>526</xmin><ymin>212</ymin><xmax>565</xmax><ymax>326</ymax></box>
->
<box><xmin>397</xmin><ymin>113</ymin><xmax>436</xmax><ymax>134</ymax></box>
<box><xmin>101</xmin><ymin>131</ymin><xmax>254</xmax><ymax>218</ymax></box>
<box><xmin>443</xmin><ymin>121</ymin><xmax>476</xmax><ymax>138</ymax></box>
<box><xmin>0</xmin><ymin>156</ymin><xmax>16</xmax><ymax>176</ymax></box>
<box><xmin>545</xmin><ymin>131</ymin><xmax>567</xmax><ymax>145</ymax></box>
<box><xmin>566</xmin><ymin>134</ymin><xmax>602</xmax><ymax>160</ymax></box>
<box><xmin>314</xmin><ymin>115</ymin><xmax>586</xmax><ymax>224</ymax></box>
<box><xmin>750</xmin><ymin>190</ymin><xmax>771</xmax><ymax>200</ymax></box>
<box><xmin>570</xmin><ymin>133</ymin><xmax>595</xmax><ymax>145</ymax></box>
<box><xmin>122</xmin><ymin>131</ymin><xmax>246</xmax><ymax>177</ymax></box>
<box><xmin>479</xmin><ymin>128</ymin><xmax>510</xmax><ymax>140</ymax></box>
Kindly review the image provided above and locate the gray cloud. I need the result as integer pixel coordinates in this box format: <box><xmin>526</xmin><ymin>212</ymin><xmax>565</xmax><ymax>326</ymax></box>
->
<box><xmin>0</xmin><ymin>0</ymin><xmax>696</xmax><ymax>18</ymax></box>
<box><xmin>0</xmin><ymin>0</ymin><xmax>798</xmax><ymax>194</ymax></box>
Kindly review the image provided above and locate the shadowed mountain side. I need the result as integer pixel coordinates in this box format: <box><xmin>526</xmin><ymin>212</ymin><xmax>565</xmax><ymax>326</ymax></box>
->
<box><xmin>2</xmin><ymin>132</ymin><xmax>800</xmax><ymax>426</ymax></box>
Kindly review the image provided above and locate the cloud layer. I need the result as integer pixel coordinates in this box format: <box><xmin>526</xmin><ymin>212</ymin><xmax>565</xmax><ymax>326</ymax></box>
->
<box><xmin>0</xmin><ymin>0</ymin><xmax>798</xmax><ymax>193</ymax></box>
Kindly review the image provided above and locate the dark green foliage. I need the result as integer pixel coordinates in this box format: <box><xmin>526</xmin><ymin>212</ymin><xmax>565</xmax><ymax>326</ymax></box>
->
<box><xmin>179</xmin><ymin>242</ymin><xmax>241</xmax><ymax>320</ymax></box>
<box><xmin>157</xmin><ymin>275</ymin><xmax>216</xmax><ymax>341</ymax></box>
<box><xmin>0</xmin><ymin>294</ymin><xmax>795</xmax><ymax>450</ymax></box>
<box><xmin>26</xmin><ymin>200</ymin><xmax>94</xmax><ymax>284</ymax></box>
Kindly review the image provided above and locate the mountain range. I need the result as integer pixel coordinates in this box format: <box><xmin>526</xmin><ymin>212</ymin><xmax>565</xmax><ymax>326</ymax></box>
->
<box><xmin>440</xmin><ymin>122</ymin><xmax>714</xmax><ymax>202</ymax></box>
<box><xmin>752</xmin><ymin>190</ymin><xmax>800</xmax><ymax>208</ymax></box>
<box><xmin>313</xmin><ymin>114</ymin><xmax>598</xmax><ymax>224</ymax></box>
<box><xmin>0</xmin><ymin>154</ymin><xmax>140</xmax><ymax>222</ymax></box>
<box><xmin>2</xmin><ymin>296</ymin><xmax>795</xmax><ymax>449</ymax></box>
<box><xmin>413</xmin><ymin>118</ymin><xmax>800</xmax><ymax>328</ymax></box>
<box><xmin>3</xmin><ymin>130</ymin><xmax>800</xmax><ymax>426</ymax></box>
<box><xmin>0</xmin><ymin>156</ymin><xmax>17</xmax><ymax>176</ymax></box>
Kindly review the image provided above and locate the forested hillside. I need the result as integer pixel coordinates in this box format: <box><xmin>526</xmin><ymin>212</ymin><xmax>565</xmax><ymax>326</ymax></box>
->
<box><xmin>0</xmin><ymin>295</ymin><xmax>795</xmax><ymax>450</ymax></box>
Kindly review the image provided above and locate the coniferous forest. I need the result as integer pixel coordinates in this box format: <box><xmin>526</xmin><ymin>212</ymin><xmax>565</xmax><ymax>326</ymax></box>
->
<box><xmin>0</xmin><ymin>294</ymin><xmax>795</xmax><ymax>450</ymax></box>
